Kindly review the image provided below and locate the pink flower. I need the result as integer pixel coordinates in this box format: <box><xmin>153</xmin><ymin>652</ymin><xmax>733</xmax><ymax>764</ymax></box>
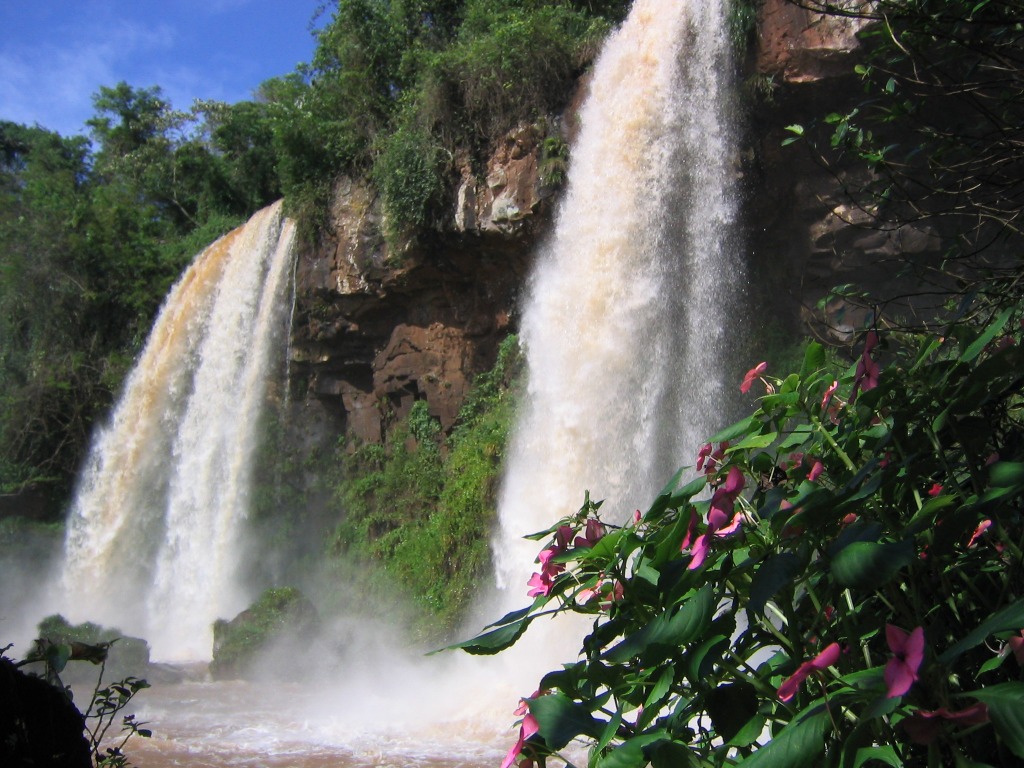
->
<box><xmin>501</xmin><ymin>694</ymin><xmax>542</xmax><ymax>768</ymax></box>
<box><xmin>679</xmin><ymin>508</ymin><xmax>698</xmax><ymax>552</ymax></box>
<box><xmin>967</xmin><ymin>519</ymin><xmax>992</xmax><ymax>548</ymax></box>
<box><xmin>1007</xmin><ymin>631</ymin><xmax>1024</xmax><ymax>665</ymax></box>
<box><xmin>740</xmin><ymin>362</ymin><xmax>768</xmax><ymax>394</ymax></box>
<box><xmin>808</xmin><ymin>461</ymin><xmax>824</xmax><ymax>482</ymax></box>
<box><xmin>821</xmin><ymin>380</ymin><xmax>839</xmax><ymax>411</ymax></box>
<box><xmin>574</xmin><ymin>518</ymin><xmax>605</xmax><ymax>548</ymax></box>
<box><xmin>721</xmin><ymin>465</ymin><xmax>745</xmax><ymax>495</ymax></box>
<box><xmin>927</xmin><ymin>483</ymin><xmax>943</xmax><ymax>497</ymax></box>
<box><xmin>686</xmin><ymin>468</ymin><xmax>745</xmax><ymax>570</ymax></box>
<box><xmin>579</xmin><ymin>579</ymin><xmax>625</xmax><ymax>611</ymax></box>
<box><xmin>902</xmin><ymin>702</ymin><xmax>989</xmax><ymax>745</ymax></box>
<box><xmin>527</xmin><ymin>535</ymin><xmax>570</xmax><ymax>597</ymax></box>
<box><xmin>632</xmin><ymin>509</ymin><xmax>642</xmax><ymax>525</ymax></box>
<box><xmin>851</xmin><ymin>331</ymin><xmax>881</xmax><ymax>403</ymax></box>
<box><xmin>555</xmin><ymin>525</ymin><xmax>574</xmax><ymax>550</ymax></box>
<box><xmin>697</xmin><ymin>442</ymin><xmax>728</xmax><ymax>475</ymax></box>
<box><xmin>885</xmin><ymin>624</ymin><xmax>925</xmax><ymax>698</ymax></box>
<box><xmin>527</xmin><ymin>571</ymin><xmax>554</xmax><ymax>598</ymax></box>
<box><xmin>777</xmin><ymin>642</ymin><xmax>841</xmax><ymax>702</ymax></box>
<box><xmin>696</xmin><ymin>443</ymin><xmax>713</xmax><ymax>471</ymax></box>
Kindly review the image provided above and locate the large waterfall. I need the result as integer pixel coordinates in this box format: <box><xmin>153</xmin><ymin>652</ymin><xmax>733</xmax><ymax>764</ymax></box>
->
<box><xmin>38</xmin><ymin>0</ymin><xmax>745</xmax><ymax>762</ymax></box>
<box><xmin>60</xmin><ymin>201</ymin><xmax>296</xmax><ymax>662</ymax></box>
<box><xmin>494</xmin><ymin>0</ymin><xmax>743</xmax><ymax>593</ymax></box>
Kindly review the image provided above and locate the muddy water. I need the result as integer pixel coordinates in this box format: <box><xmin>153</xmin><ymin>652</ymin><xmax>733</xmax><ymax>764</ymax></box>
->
<box><xmin>126</xmin><ymin>679</ymin><xmax>508</xmax><ymax>768</ymax></box>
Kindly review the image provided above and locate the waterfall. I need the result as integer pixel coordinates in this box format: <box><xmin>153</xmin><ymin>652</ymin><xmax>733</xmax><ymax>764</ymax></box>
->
<box><xmin>60</xmin><ymin>201</ymin><xmax>296</xmax><ymax>662</ymax></box>
<box><xmin>494</xmin><ymin>0</ymin><xmax>744</xmax><ymax>593</ymax></box>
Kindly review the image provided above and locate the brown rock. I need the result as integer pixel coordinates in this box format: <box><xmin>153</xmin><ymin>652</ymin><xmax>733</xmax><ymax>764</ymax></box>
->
<box><xmin>757</xmin><ymin>0</ymin><xmax>870</xmax><ymax>82</ymax></box>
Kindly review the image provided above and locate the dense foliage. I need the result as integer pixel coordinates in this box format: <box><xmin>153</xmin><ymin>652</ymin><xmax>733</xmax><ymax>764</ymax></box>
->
<box><xmin>278</xmin><ymin>0</ymin><xmax>626</xmax><ymax>236</ymax></box>
<box><xmin>460</xmin><ymin>316</ymin><xmax>1024</xmax><ymax>767</ymax></box>
<box><xmin>783</xmin><ymin>0</ymin><xmax>1024</xmax><ymax>312</ymax></box>
<box><xmin>331</xmin><ymin>334</ymin><xmax>523</xmax><ymax>637</ymax></box>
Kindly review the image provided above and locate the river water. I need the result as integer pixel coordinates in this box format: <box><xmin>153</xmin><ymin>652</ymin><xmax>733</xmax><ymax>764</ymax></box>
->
<box><xmin>127</xmin><ymin>679</ymin><xmax>507</xmax><ymax>767</ymax></box>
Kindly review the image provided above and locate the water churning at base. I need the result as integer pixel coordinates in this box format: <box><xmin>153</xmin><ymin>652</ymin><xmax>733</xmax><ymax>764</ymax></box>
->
<box><xmin>61</xmin><ymin>202</ymin><xmax>296</xmax><ymax>661</ymax></box>
<box><xmin>495</xmin><ymin>0</ymin><xmax>744</xmax><ymax>593</ymax></box>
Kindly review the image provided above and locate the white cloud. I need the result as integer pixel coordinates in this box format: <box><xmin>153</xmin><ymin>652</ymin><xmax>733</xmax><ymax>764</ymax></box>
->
<box><xmin>0</xmin><ymin>17</ymin><xmax>176</xmax><ymax>135</ymax></box>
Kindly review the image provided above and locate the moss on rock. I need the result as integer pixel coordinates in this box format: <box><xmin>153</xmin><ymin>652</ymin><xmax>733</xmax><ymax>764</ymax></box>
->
<box><xmin>210</xmin><ymin>587</ymin><xmax>319</xmax><ymax>680</ymax></box>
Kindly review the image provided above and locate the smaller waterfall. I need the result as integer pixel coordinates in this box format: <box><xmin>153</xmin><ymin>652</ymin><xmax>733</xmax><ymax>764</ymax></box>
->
<box><xmin>60</xmin><ymin>202</ymin><xmax>296</xmax><ymax>661</ymax></box>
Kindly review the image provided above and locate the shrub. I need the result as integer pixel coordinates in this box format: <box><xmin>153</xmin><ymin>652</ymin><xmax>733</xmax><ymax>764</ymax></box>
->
<box><xmin>455</xmin><ymin>312</ymin><xmax>1024</xmax><ymax>767</ymax></box>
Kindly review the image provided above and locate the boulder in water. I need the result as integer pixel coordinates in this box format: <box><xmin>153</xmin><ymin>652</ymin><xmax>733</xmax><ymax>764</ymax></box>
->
<box><xmin>210</xmin><ymin>587</ymin><xmax>320</xmax><ymax>680</ymax></box>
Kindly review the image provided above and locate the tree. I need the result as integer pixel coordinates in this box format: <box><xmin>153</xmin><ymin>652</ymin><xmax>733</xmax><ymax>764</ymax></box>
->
<box><xmin>783</xmin><ymin>1</ymin><xmax>1024</xmax><ymax>307</ymax></box>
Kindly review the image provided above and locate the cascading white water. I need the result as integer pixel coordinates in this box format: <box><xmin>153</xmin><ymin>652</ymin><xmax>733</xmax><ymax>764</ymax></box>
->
<box><xmin>40</xmin><ymin>2</ymin><xmax>745</xmax><ymax>762</ymax></box>
<box><xmin>494</xmin><ymin>0</ymin><xmax>744</xmax><ymax>594</ymax></box>
<box><xmin>60</xmin><ymin>201</ymin><xmax>296</xmax><ymax>661</ymax></box>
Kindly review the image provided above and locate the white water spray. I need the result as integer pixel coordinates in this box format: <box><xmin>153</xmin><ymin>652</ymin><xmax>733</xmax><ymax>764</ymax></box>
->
<box><xmin>60</xmin><ymin>202</ymin><xmax>296</xmax><ymax>661</ymax></box>
<box><xmin>495</xmin><ymin>0</ymin><xmax>744</xmax><ymax>595</ymax></box>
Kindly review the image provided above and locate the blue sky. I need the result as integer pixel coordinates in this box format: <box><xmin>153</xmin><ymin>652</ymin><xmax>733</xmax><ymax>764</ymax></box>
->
<box><xmin>1</xmin><ymin>0</ymin><xmax>327</xmax><ymax>137</ymax></box>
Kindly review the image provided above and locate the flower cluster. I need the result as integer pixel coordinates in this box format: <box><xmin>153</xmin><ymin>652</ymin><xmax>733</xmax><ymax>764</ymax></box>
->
<box><xmin>501</xmin><ymin>691</ymin><xmax>542</xmax><ymax>768</ymax></box>
<box><xmin>526</xmin><ymin>518</ymin><xmax>606</xmax><ymax>598</ymax></box>
<box><xmin>683</xmin><ymin>465</ymin><xmax>745</xmax><ymax>570</ymax></box>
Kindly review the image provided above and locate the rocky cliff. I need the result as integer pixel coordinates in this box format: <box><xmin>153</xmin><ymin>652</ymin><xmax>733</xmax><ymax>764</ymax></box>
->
<box><xmin>290</xmin><ymin>123</ymin><xmax>557</xmax><ymax>446</ymax></box>
<box><xmin>289</xmin><ymin>2</ymin><xmax>942</xmax><ymax>447</ymax></box>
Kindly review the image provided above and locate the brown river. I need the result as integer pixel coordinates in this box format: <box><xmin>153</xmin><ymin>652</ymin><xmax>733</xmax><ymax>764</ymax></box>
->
<box><xmin>124</xmin><ymin>678</ymin><xmax>511</xmax><ymax>768</ymax></box>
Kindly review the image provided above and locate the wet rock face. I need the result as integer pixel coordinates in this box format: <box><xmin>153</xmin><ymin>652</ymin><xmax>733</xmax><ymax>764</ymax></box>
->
<box><xmin>291</xmin><ymin>124</ymin><xmax>548</xmax><ymax>445</ymax></box>
<box><xmin>756</xmin><ymin>0</ymin><xmax>870</xmax><ymax>83</ymax></box>
<box><xmin>746</xmin><ymin>2</ymin><xmax>949</xmax><ymax>341</ymax></box>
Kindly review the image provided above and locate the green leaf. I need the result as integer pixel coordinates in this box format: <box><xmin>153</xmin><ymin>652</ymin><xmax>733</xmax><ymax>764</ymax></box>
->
<box><xmin>604</xmin><ymin>585</ymin><xmax>714</xmax><ymax>663</ymax></box>
<box><xmin>960</xmin><ymin>683</ymin><xmax>1024</xmax><ymax>758</ymax></box>
<box><xmin>597</xmin><ymin>732</ymin><xmax>670</xmax><ymax>768</ymax></box>
<box><xmin>939</xmin><ymin>598</ymin><xmax>1024</xmax><ymax>664</ymax></box>
<box><xmin>800</xmin><ymin>342</ymin><xmax>826</xmax><ymax>378</ymax></box>
<box><xmin>706</xmin><ymin>682</ymin><xmax>758</xmax><ymax>742</ymax></box>
<box><xmin>732</xmin><ymin>431</ymin><xmax>779</xmax><ymax>451</ymax></box>
<box><xmin>685</xmin><ymin>634</ymin><xmax>730</xmax><ymax>685</ymax></box>
<box><xmin>739</xmin><ymin>707</ymin><xmax>830</xmax><ymax>768</ymax></box>
<box><xmin>529</xmin><ymin>692</ymin><xmax>602</xmax><ymax>751</ymax></box>
<box><xmin>830</xmin><ymin>539</ymin><xmax>913</xmax><ymax>590</ymax></box>
<box><xmin>851</xmin><ymin>746</ymin><xmax>902</xmax><ymax>768</ymax></box>
<box><xmin>709</xmin><ymin>416</ymin><xmax>759</xmax><ymax>444</ymax></box>
<box><xmin>668</xmin><ymin>475</ymin><xmax>708</xmax><ymax>507</ymax></box>
<box><xmin>748</xmin><ymin>553</ymin><xmax>801</xmax><ymax>618</ymax></box>
<box><xmin>989</xmin><ymin>461</ymin><xmax>1024</xmax><ymax>488</ymax></box>
<box><xmin>961</xmin><ymin>308</ymin><xmax>1011</xmax><ymax>362</ymax></box>
<box><xmin>649</xmin><ymin>739</ymin><xmax>696</xmax><ymax>767</ymax></box>
<box><xmin>445</xmin><ymin>613</ymin><xmax>535</xmax><ymax>655</ymax></box>
<box><xmin>645</xmin><ymin>664</ymin><xmax>675</xmax><ymax>712</ymax></box>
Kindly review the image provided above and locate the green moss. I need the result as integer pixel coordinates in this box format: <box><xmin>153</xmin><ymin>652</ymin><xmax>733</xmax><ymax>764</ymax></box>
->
<box><xmin>209</xmin><ymin>587</ymin><xmax>319</xmax><ymax>680</ymax></box>
<box><xmin>329</xmin><ymin>335</ymin><xmax>523</xmax><ymax>640</ymax></box>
